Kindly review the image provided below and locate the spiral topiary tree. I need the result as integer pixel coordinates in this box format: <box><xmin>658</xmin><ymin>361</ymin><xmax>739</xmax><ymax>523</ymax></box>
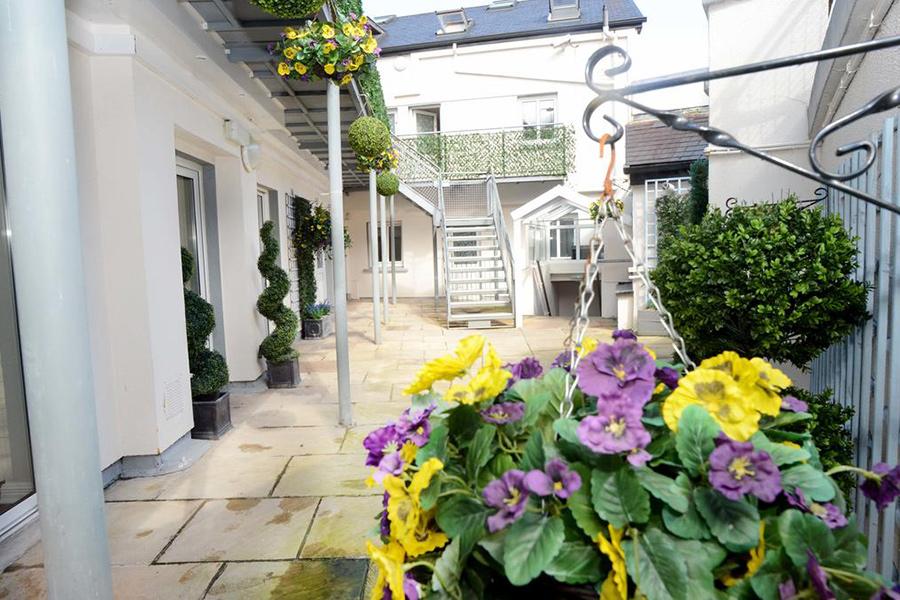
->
<box><xmin>376</xmin><ymin>171</ymin><xmax>399</xmax><ymax>196</ymax></box>
<box><xmin>181</xmin><ymin>248</ymin><xmax>229</xmax><ymax>397</ymax></box>
<box><xmin>257</xmin><ymin>221</ymin><xmax>299</xmax><ymax>363</ymax></box>
<box><xmin>349</xmin><ymin>116</ymin><xmax>391</xmax><ymax>158</ymax></box>
<box><xmin>249</xmin><ymin>0</ymin><xmax>324</xmax><ymax>18</ymax></box>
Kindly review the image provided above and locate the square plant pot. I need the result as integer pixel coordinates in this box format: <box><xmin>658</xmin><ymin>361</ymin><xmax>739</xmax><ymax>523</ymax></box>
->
<box><xmin>302</xmin><ymin>318</ymin><xmax>324</xmax><ymax>339</ymax></box>
<box><xmin>191</xmin><ymin>391</ymin><xmax>232</xmax><ymax>440</ymax></box>
<box><xmin>267</xmin><ymin>357</ymin><xmax>301</xmax><ymax>388</ymax></box>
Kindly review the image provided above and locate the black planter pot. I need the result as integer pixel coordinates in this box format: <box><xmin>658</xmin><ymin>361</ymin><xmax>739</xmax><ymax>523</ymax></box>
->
<box><xmin>302</xmin><ymin>318</ymin><xmax>324</xmax><ymax>339</ymax></box>
<box><xmin>191</xmin><ymin>391</ymin><xmax>232</xmax><ymax>440</ymax></box>
<box><xmin>267</xmin><ymin>357</ymin><xmax>301</xmax><ymax>388</ymax></box>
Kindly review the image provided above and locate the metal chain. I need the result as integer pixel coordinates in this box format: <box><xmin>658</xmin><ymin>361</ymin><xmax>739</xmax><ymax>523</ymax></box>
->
<box><xmin>560</xmin><ymin>193</ymin><xmax>695</xmax><ymax>419</ymax></box>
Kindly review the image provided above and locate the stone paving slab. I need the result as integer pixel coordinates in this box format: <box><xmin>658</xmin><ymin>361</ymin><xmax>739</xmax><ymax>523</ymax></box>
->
<box><xmin>205</xmin><ymin>559</ymin><xmax>368</xmax><ymax>599</ymax></box>
<box><xmin>273</xmin><ymin>454</ymin><xmax>379</xmax><ymax>497</ymax></box>
<box><xmin>299</xmin><ymin>496</ymin><xmax>382</xmax><ymax>559</ymax></box>
<box><xmin>209</xmin><ymin>425</ymin><xmax>345</xmax><ymax>457</ymax></box>
<box><xmin>154</xmin><ymin>454</ymin><xmax>289</xmax><ymax>500</ymax></box>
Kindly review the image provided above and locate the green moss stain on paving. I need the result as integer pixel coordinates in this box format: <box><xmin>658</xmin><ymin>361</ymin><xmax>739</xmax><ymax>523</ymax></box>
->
<box><xmin>269</xmin><ymin>559</ymin><xmax>368</xmax><ymax>599</ymax></box>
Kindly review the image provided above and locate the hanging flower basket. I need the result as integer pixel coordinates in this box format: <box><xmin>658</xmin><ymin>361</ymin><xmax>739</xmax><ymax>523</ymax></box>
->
<box><xmin>357</xmin><ymin>146</ymin><xmax>399</xmax><ymax>173</ymax></box>
<box><xmin>362</xmin><ymin>333</ymin><xmax>900</xmax><ymax>599</ymax></box>
<box><xmin>272</xmin><ymin>15</ymin><xmax>379</xmax><ymax>87</ymax></box>
<box><xmin>250</xmin><ymin>0</ymin><xmax>324</xmax><ymax>18</ymax></box>
<box><xmin>349</xmin><ymin>116</ymin><xmax>391</xmax><ymax>158</ymax></box>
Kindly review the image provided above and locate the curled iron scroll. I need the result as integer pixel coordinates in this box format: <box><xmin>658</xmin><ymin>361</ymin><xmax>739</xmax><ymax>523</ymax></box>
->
<box><xmin>581</xmin><ymin>36</ymin><xmax>900</xmax><ymax>216</ymax></box>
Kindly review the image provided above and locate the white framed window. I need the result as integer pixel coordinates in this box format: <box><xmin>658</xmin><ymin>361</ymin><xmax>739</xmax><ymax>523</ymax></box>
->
<box><xmin>387</xmin><ymin>110</ymin><xmax>397</xmax><ymax>134</ymax></box>
<box><xmin>367</xmin><ymin>222</ymin><xmax>403</xmax><ymax>268</ymax></box>
<box><xmin>413</xmin><ymin>107</ymin><xmax>440</xmax><ymax>134</ymax></box>
<box><xmin>546</xmin><ymin>212</ymin><xmax>595</xmax><ymax>260</ymax></box>
<box><xmin>176</xmin><ymin>158</ymin><xmax>210</xmax><ymax>299</ymax></box>
<box><xmin>519</xmin><ymin>95</ymin><xmax>557</xmax><ymax>140</ymax></box>
<box><xmin>644</xmin><ymin>177</ymin><xmax>691</xmax><ymax>266</ymax></box>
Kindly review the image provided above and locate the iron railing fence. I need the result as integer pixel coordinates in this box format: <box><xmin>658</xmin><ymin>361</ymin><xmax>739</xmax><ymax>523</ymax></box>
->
<box><xmin>810</xmin><ymin>116</ymin><xmax>899</xmax><ymax>579</ymax></box>
<box><xmin>397</xmin><ymin>124</ymin><xmax>576</xmax><ymax>181</ymax></box>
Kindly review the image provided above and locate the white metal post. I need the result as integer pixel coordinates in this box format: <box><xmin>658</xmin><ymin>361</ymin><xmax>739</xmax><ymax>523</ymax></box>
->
<box><xmin>433</xmin><ymin>227</ymin><xmax>440</xmax><ymax>301</ymax></box>
<box><xmin>327</xmin><ymin>81</ymin><xmax>352</xmax><ymax>426</ymax></box>
<box><xmin>390</xmin><ymin>195</ymin><xmax>397</xmax><ymax>304</ymax></box>
<box><xmin>368</xmin><ymin>171</ymin><xmax>381</xmax><ymax>344</ymax></box>
<box><xmin>380</xmin><ymin>194</ymin><xmax>389</xmax><ymax>322</ymax></box>
<box><xmin>0</xmin><ymin>1</ymin><xmax>113</xmax><ymax>598</ymax></box>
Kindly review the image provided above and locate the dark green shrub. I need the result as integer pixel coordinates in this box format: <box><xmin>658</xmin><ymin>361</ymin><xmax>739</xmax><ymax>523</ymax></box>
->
<box><xmin>687</xmin><ymin>157</ymin><xmax>708</xmax><ymax>223</ymax></box>
<box><xmin>349</xmin><ymin>116</ymin><xmax>390</xmax><ymax>158</ymax></box>
<box><xmin>656</xmin><ymin>192</ymin><xmax>691</xmax><ymax>254</ymax></box>
<box><xmin>292</xmin><ymin>197</ymin><xmax>317</xmax><ymax>311</ymax></box>
<box><xmin>181</xmin><ymin>248</ymin><xmax>228</xmax><ymax>396</ymax></box>
<box><xmin>257</xmin><ymin>221</ymin><xmax>299</xmax><ymax>362</ymax></box>
<box><xmin>249</xmin><ymin>0</ymin><xmax>324</xmax><ymax>18</ymax></box>
<box><xmin>376</xmin><ymin>171</ymin><xmax>399</xmax><ymax>196</ymax></box>
<box><xmin>652</xmin><ymin>200</ymin><xmax>869</xmax><ymax>367</ymax></box>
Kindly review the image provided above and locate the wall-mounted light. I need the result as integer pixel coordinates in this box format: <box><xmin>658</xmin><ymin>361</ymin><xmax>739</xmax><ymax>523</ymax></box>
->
<box><xmin>241</xmin><ymin>143</ymin><xmax>261</xmax><ymax>172</ymax></box>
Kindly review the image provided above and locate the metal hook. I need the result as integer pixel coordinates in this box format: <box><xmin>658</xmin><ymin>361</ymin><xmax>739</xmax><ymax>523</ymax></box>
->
<box><xmin>582</xmin><ymin>96</ymin><xmax>624</xmax><ymax>145</ymax></box>
<box><xmin>584</xmin><ymin>45</ymin><xmax>632</xmax><ymax>94</ymax></box>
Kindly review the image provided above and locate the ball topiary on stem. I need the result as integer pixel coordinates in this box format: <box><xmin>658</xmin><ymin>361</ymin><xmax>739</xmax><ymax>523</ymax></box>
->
<box><xmin>249</xmin><ymin>0</ymin><xmax>324</xmax><ymax>18</ymax></box>
<box><xmin>257</xmin><ymin>221</ymin><xmax>299</xmax><ymax>363</ymax></box>
<box><xmin>376</xmin><ymin>171</ymin><xmax>399</xmax><ymax>196</ymax></box>
<box><xmin>181</xmin><ymin>248</ymin><xmax>229</xmax><ymax>397</ymax></box>
<box><xmin>349</xmin><ymin>116</ymin><xmax>391</xmax><ymax>158</ymax></box>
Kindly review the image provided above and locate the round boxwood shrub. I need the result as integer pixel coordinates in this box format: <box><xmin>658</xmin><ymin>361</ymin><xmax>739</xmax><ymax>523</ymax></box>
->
<box><xmin>249</xmin><ymin>0</ymin><xmax>324</xmax><ymax>18</ymax></box>
<box><xmin>257</xmin><ymin>221</ymin><xmax>299</xmax><ymax>363</ymax></box>
<box><xmin>181</xmin><ymin>248</ymin><xmax>228</xmax><ymax>397</ymax></box>
<box><xmin>376</xmin><ymin>171</ymin><xmax>399</xmax><ymax>196</ymax></box>
<box><xmin>349</xmin><ymin>116</ymin><xmax>390</xmax><ymax>159</ymax></box>
<box><xmin>652</xmin><ymin>199</ymin><xmax>869</xmax><ymax>368</ymax></box>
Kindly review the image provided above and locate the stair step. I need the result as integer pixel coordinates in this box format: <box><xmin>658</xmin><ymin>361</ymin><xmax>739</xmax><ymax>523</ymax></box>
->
<box><xmin>448</xmin><ymin>249</ymin><xmax>500</xmax><ymax>255</ymax></box>
<box><xmin>449</xmin><ymin>276</ymin><xmax>507</xmax><ymax>284</ymax></box>
<box><xmin>446</xmin><ymin>226</ymin><xmax>494</xmax><ymax>234</ymax></box>
<box><xmin>448</xmin><ymin>256</ymin><xmax>502</xmax><ymax>263</ymax></box>
<box><xmin>448</xmin><ymin>240</ymin><xmax>498</xmax><ymax>248</ymax></box>
<box><xmin>449</xmin><ymin>287</ymin><xmax>509</xmax><ymax>296</ymax></box>
<box><xmin>449</xmin><ymin>299</ymin><xmax>511</xmax><ymax>307</ymax></box>
<box><xmin>449</xmin><ymin>265</ymin><xmax>505</xmax><ymax>272</ymax></box>
<box><xmin>446</xmin><ymin>233</ymin><xmax>496</xmax><ymax>241</ymax></box>
<box><xmin>446</xmin><ymin>218</ymin><xmax>492</xmax><ymax>225</ymax></box>
<box><xmin>449</xmin><ymin>311</ymin><xmax>514</xmax><ymax>322</ymax></box>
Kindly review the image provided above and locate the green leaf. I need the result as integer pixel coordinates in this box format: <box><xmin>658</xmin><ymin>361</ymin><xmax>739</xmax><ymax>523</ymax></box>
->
<box><xmin>750</xmin><ymin>432</ymin><xmax>810</xmax><ymax>466</ymax></box>
<box><xmin>750</xmin><ymin>548</ymin><xmax>790</xmax><ymax>600</ymax></box>
<box><xmin>503</xmin><ymin>513</ymin><xmax>565</xmax><ymax>586</ymax></box>
<box><xmin>509</xmin><ymin>378</ymin><xmax>553</xmax><ymax>427</ymax></box>
<box><xmin>567</xmin><ymin>463</ymin><xmax>603</xmax><ymax>539</ymax></box>
<box><xmin>435</xmin><ymin>495</ymin><xmax>490</xmax><ymax>556</ymax></box>
<box><xmin>542</xmin><ymin>368</ymin><xmax>573</xmax><ymax>410</ymax></box>
<box><xmin>432</xmin><ymin>537</ymin><xmax>462</xmax><ymax>594</ymax></box>
<box><xmin>478</xmin><ymin>530</ymin><xmax>506</xmax><ymax>565</ymax></box>
<box><xmin>466</xmin><ymin>426</ymin><xmax>496</xmax><ymax>481</ymax></box>
<box><xmin>519</xmin><ymin>431</ymin><xmax>546</xmax><ymax>472</ymax></box>
<box><xmin>675</xmin><ymin>405</ymin><xmax>720</xmax><ymax>474</ymax></box>
<box><xmin>591</xmin><ymin>468</ymin><xmax>650</xmax><ymax>528</ymax></box>
<box><xmin>419</xmin><ymin>477</ymin><xmax>441</xmax><ymax>511</ymax></box>
<box><xmin>447</xmin><ymin>404</ymin><xmax>482</xmax><ymax>440</ymax></box>
<box><xmin>778</xmin><ymin>509</ymin><xmax>835</xmax><ymax>567</ymax></box>
<box><xmin>635</xmin><ymin>468</ymin><xmax>690</xmax><ymax>513</ymax></box>
<box><xmin>662</xmin><ymin>474</ymin><xmax>709</xmax><ymax>540</ymax></box>
<box><xmin>763</xmin><ymin>411</ymin><xmax>813</xmax><ymax>429</ymax></box>
<box><xmin>483</xmin><ymin>454</ymin><xmax>516</xmax><ymax>487</ymax></box>
<box><xmin>553</xmin><ymin>417</ymin><xmax>581</xmax><ymax>444</ymax></box>
<box><xmin>622</xmin><ymin>527</ymin><xmax>689</xmax><ymax>600</ymax></box>
<box><xmin>781</xmin><ymin>464</ymin><xmax>835</xmax><ymax>502</ymax></box>
<box><xmin>417</xmin><ymin>424</ymin><xmax>448</xmax><ymax>465</ymax></box>
<box><xmin>544</xmin><ymin>540</ymin><xmax>604</xmax><ymax>584</ymax></box>
<box><xmin>693</xmin><ymin>487</ymin><xmax>760</xmax><ymax>552</ymax></box>
<box><xmin>674</xmin><ymin>539</ymin><xmax>725</xmax><ymax>599</ymax></box>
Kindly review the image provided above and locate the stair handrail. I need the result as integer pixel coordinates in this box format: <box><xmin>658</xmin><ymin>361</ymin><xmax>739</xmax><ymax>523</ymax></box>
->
<box><xmin>487</xmin><ymin>173</ymin><xmax>516</xmax><ymax>324</ymax></box>
<box><xmin>439</xmin><ymin>168</ymin><xmax>450</xmax><ymax>325</ymax></box>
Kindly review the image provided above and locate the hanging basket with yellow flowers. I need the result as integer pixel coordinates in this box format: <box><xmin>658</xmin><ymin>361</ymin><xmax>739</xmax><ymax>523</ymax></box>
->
<box><xmin>271</xmin><ymin>14</ymin><xmax>380</xmax><ymax>87</ymax></box>
<box><xmin>357</xmin><ymin>147</ymin><xmax>399</xmax><ymax>174</ymax></box>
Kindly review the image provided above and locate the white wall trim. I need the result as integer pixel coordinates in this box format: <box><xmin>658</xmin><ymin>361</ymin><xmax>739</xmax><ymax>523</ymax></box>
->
<box><xmin>66</xmin><ymin>11</ymin><xmax>136</xmax><ymax>56</ymax></box>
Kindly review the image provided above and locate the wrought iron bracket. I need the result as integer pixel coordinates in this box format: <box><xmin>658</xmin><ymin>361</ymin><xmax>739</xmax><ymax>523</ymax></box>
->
<box><xmin>582</xmin><ymin>35</ymin><xmax>900</xmax><ymax>215</ymax></box>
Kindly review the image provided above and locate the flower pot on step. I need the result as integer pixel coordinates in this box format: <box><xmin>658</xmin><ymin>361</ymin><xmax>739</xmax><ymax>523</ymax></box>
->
<box><xmin>191</xmin><ymin>391</ymin><xmax>232</xmax><ymax>440</ymax></box>
<box><xmin>266</xmin><ymin>357</ymin><xmax>301</xmax><ymax>388</ymax></box>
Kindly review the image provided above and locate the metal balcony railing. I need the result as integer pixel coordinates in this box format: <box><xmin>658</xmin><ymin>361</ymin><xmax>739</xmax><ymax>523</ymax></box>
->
<box><xmin>396</xmin><ymin>124</ymin><xmax>576</xmax><ymax>180</ymax></box>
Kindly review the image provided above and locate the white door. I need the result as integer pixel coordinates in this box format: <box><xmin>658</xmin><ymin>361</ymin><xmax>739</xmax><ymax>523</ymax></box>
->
<box><xmin>176</xmin><ymin>160</ymin><xmax>209</xmax><ymax>298</ymax></box>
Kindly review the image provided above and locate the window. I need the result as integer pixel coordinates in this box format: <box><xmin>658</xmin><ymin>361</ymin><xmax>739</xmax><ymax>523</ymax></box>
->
<box><xmin>176</xmin><ymin>159</ymin><xmax>209</xmax><ymax>297</ymax></box>
<box><xmin>413</xmin><ymin>108</ymin><xmax>439</xmax><ymax>134</ymax></box>
<box><xmin>387</xmin><ymin>110</ymin><xmax>397</xmax><ymax>134</ymax></box>
<box><xmin>549</xmin><ymin>0</ymin><xmax>580</xmax><ymax>21</ymax></box>
<box><xmin>546</xmin><ymin>211</ymin><xmax>595</xmax><ymax>260</ymax></box>
<box><xmin>367</xmin><ymin>222</ymin><xmax>403</xmax><ymax>268</ymax></box>
<box><xmin>520</xmin><ymin>96</ymin><xmax>557</xmax><ymax>140</ymax></box>
<box><xmin>436</xmin><ymin>9</ymin><xmax>470</xmax><ymax>34</ymax></box>
<box><xmin>644</xmin><ymin>177</ymin><xmax>691</xmax><ymax>266</ymax></box>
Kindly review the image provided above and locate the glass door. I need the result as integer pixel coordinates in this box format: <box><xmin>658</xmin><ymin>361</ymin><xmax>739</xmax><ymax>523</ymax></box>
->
<box><xmin>176</xmin><ymin>160</ymin><xmax>208</xmax><ymax>298</ymax></box>
<box><xmin>0</xmin><ymin>145</ymin><xmax>36</xmax><ymax>533</ymax></box>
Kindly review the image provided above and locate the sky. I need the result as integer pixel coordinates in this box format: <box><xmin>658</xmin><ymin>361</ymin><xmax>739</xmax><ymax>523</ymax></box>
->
<box><xmin>361</xmin><ymin>0</ymin><xmax>709</xmax><ymax>109</ymax></box>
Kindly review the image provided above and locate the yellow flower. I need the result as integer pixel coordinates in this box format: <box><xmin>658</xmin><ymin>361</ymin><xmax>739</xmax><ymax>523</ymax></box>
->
<box><xmin>322</xmin><ymin>42</ymin><xmax>336</xmax><ymax>54</ymax></box>
<box><xmin>484</xmin><ymin>343</ymin><xmax>502</xmax><ymax>370</ymax></box>
<box><xmin>700</xmin><ymin>351</ymin><xmax>788</xmax><ymax>417</ymax></box>
<box><xmin>384</xmin><ymin>459</ymin><xmax>448</xmax><ymax>556</ymax></box>
<box><xmin>340</xmin><ymin>74</ymin><xmax>353</xmax><ymax>85</ymax></box>
<box><xmin>359</xmin><ymin>15</ymin><xmax>369</xmax><ymax>25</ymax></box>
<box><xmin>366</xmin><ymin>540</ymin><xmax>405</xmax><ymax>599</ymax></box>
<box><xmin>294</xmin><ymin>62</ymin><xmax>308</xmax><ymax>75</ymax></box>
<box><xmin>277</xmin><ymin>62</ymin><xmax>291</xmax><ymax>76</ymax></box>
<box><xmin>285</xmin><ymin>28</ymin><xmax>298</xmax><ymax>40</ymax></box>
<box><xmin>663</xmin><ymin>368</ymin><xmax>759</xmax><ymax>441</ymax></box>
<box><xmin>456</xmin><ymin>335</ymin><xmax>486</xmax><ymax>369</ymax></box>
<box><xmin>320</xmin><ymin>24</ymin><xmax>335</xmax><ymax>38</ymax></box>
<box><xmin>400</xmin><ymin>441</ymin><xmax>418</xmax><ymax>464</ymax></box>
<box><xmin>578</xmin><ymin>337</ymin><xmax>598</xmax><ymax>357</ymax></box>
<box><xmin>362</xmin><ymin>35</ymin><xmax>378</xmax><ymax>54</ymax></box>
<box><xmin>342</xmin><ymin>23</ymin><xmax>356</xmax><ymax>36</ymax></box>
<box><xmin>323</xmin><ymin>63</ymin><xmax>336</xmax><ymax>75</ymax></box>
<box><xmin>283</xmin><ymin>47</ymin><xmax>297</xmax><ymax>60</ymax></box>
<box><xmin>597</xmin><ymin>525</ymin><xmax>627</xmax><ymax>600</ymax></box>
<box><xmin>445</xmin><ymin>383</ymin><xmax>475</xmax><ymax>405</ymax></box>
<box><xmin>750</xmin><ymin>357</ymin><xmax>791</xmax><ymax>406</ymax></box>
<box><xmin>468</xmin><ymin>364</ymin><xmax>512</xmax><ymax>404</ymax></box>
<box><xmin>722</xmin><ymin>522</ymin><xmax>766</xmax><ymax>587</ymax></box>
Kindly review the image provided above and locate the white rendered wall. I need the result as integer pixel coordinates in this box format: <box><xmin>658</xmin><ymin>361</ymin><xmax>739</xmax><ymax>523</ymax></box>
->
<box><xmin>67</xmin><ymin>1</ymin><xmax>328</xmax><ymax>468</ymax></box>
<box><xmin>705</xmin><ymin>0</ymin><xmax>828</xmax><ymax>207</ymax></box>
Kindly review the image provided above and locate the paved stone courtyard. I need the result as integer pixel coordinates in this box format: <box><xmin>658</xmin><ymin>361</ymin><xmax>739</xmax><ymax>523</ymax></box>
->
<box><xmin>0</xmin><ymin>299</ymin><xmax>671</xmax><ymax>599</ymax></box>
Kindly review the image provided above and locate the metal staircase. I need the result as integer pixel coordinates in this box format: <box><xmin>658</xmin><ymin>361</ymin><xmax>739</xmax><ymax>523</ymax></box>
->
<box><xmin>392</xmin><ymin>136</ymin><xmax>515</xmax><ymax>328</ymax></box>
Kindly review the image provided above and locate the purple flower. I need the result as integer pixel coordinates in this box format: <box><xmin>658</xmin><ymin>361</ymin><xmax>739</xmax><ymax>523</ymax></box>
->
<box><xmin>380</xmin><ymin>492</ymin><xmax>390</xmax><ymax>537</ymax></box>
<box><xmin>483</xmin><ymin>470</ymin><xmax>529</xmax><ymax>532</ymax></box>
<box><xmin>551</xmin><ymin>350</ymin><xmax>573</xmax><ymax>372</ymax></box>
<box><xmin>576</xmin><ymin>339</ymin><xmax>656</xmax><ymax>404</ymax></box>
<box><xmin>778</xmin><ymin>579</ymin><xmax>796</xmax><ymax>600</ymax></box>
<box><xmin>860</xmin><ymin>463</ymin><xmax>900</xmax><ymax>510</ymax></box>
<box><xmin>785</xmin><ymin>489</ymin><xmax>848</xmax><ymax>529</ymax></box>
<box><xmin>363</xmin><ymin>424</ymin><xmax>401</xmax><ymax>467</ymax></box>
<box><xmin>505</xmin><ymin>357</ymin><xmax>543</xmax><ymax>388</ymax></box>
<box><xmin>871</xmin><ymin>585</ymin><xmax>900</xmax><ymax>600</ymax></box>
<box><xmin>480</xmin><ymin>402</ymin><xmax>525</xmax><ymax>425</ymax></box>
<box><xmin>383</xmin><ymin>574</ymin><xmax>419</xmax><ymax>600</ymax></box>
<box><xmin>577</xmin><ymin>396</ymin><xmax>651</xmax><ymax>459</ymax></box>
<box><xmin>524</xmin><ymin>458</ymin><xmax>582</xmax><ymax>499</ymax></box>
<box><xmin>708</xmin><ymin>435</ymin><xmax>782</xmax><ymax>502</ymax></box>
<box><xmin>266</xmin><ymin>42</ymin><xmax>275</xmax><ymax>54</ymax></box>
<box><xmin>627</xmin><ymin>449</ymin><xmax>653</xmax><ymax>467</ymax></box>
<box><xmin>781</xmin><ymin>395</ymin><xmax>809</xmax><ymax>412</ymax></box>
<box><xmin>397</xmin><ymin>405</ymin><xmax>435</xmax><ymax>446</ymax></box>
<box><xmin>348</xmin><ymin>11</ymin><xmax>357</xmax><ymax>18</ymax></box>
<box><xmin>612</xmin><ymin>329</ymin><xmax>637</xmax><ymax>341</ymax></box>
<box><xmin>373</xmin><ymin>451</ymin><xmax>405</xmax><ymax>484</ymax></box>
<box><xmin>806</xmin><ymin>551</ymin><xmax>836</xmax><ymax>600</ymax></box>
<box><xmin>655</xmin><ymin>366</ymin><xmax>680</xmax><ymax>390</ymax></box>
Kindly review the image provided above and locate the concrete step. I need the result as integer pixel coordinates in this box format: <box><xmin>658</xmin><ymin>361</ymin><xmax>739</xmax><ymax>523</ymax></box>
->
<box><xmin>446</xmin><ymin>233</ymin><xmax>496</xmax><ymax>241</ymax></box>
<box><xmin>446</xmin><ymin>226</ymin><xmax>494</xmax><ymax>234</ymax></box>
<box><xmin>448</xmin><ymin>256</ymin><xmax>502</xmax><ymax>263</ymax></box>
<box><xmin>449</xmin><ymin>299</ymin><xmax>511</xmax><ymax>307</ymax></box>
<box><xmin>448</xmin><ymin>265</ymin><xmax>505</xmax><ymax>273</ymax></box>
<box><xmin>448</xmin><ymin>287</ymin><xmax>509</xmax><ymax>296</ymax></box>
<box><xmin>448</xmin><ymin>311</ymin><xmax>514</xmax><ymax>322</ymax></box>
<box><xmin>448</xmin><ymin>276</ymin><xmax>507</xmax><ymax>285</ymax></box>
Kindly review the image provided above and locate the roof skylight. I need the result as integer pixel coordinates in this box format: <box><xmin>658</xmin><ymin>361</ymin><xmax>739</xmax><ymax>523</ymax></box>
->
<box><xmin>548</xmin><ymin>0</ymin><xmax>580</xmax><ymax>21</ymax></box>
<box><xmin>436</xmin><ymin>9</ymin><xmax>471</xmax><ymax>35</ymax></box>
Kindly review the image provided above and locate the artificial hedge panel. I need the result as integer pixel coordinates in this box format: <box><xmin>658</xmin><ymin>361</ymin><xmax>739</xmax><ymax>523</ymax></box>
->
<box><xmin>250</xmin><ymin>0</ymin><xmax>324</xmax><ymax>18</ymax></box>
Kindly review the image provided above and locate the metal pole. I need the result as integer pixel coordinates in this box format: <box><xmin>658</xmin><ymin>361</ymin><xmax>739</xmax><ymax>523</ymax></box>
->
<box><xmin>368</xmin><ymin>171</ymin><xmax>381</xmax><ymax>344</ymax></box>
<box><xmin>327</xmin><ymin>81</ymin><xmax>352</xmax><ymax>426</ymax></box>
<box><xmin>433</xmin><ymin>227</ymin><xmax>439</xmax><ymax>301</ymax></box>
<box><xmin>380</xmin><ymin>194</ymin><xmax>389</xmax><ymax>322</ymax></box>
<box><xmin>0</xmin><ymin>2</ymin><xmax>113</xmax><ymax>598</ymax></box>
<box><xmin>390</xmin><ymin>195</ymin><xmax>397</xmax><ymax>304</ymax></box>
